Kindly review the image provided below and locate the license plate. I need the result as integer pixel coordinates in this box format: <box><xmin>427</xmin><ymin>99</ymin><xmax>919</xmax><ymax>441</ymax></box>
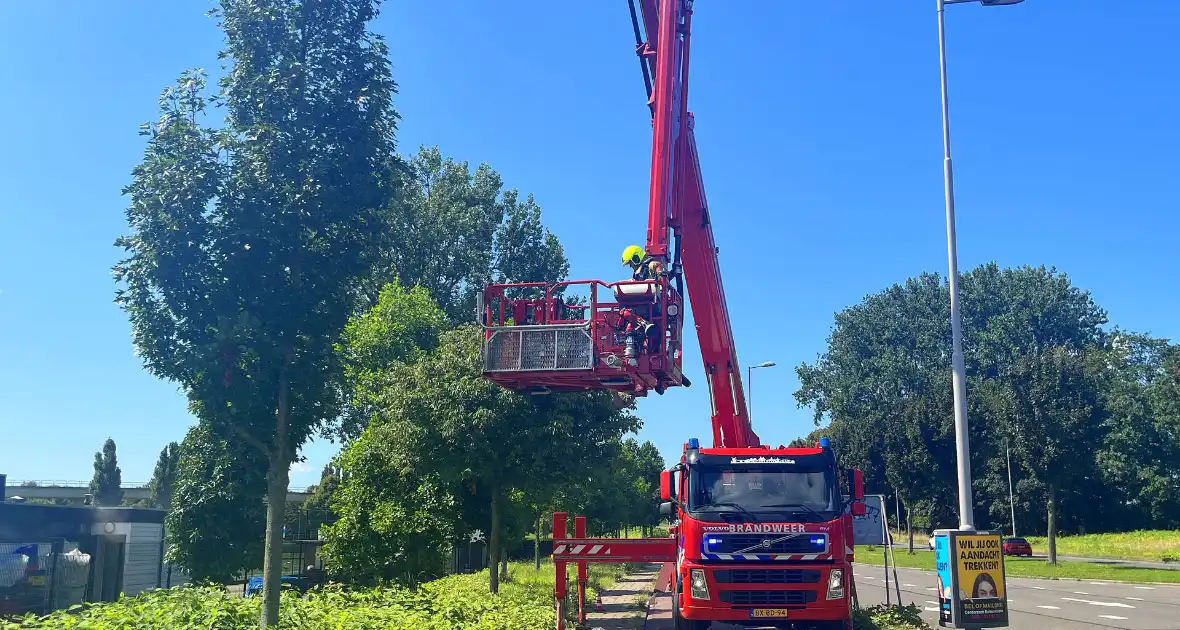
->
<box><xmin>750</xmin><ymin>609</ymin><xmax>790</xmax><ymax>618</ymax></box>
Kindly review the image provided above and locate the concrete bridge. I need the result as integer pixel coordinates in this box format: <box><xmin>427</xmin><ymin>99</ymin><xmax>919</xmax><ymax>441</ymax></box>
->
<box><xmin>5</xmin><ymin>480</ymin><xmax>312</xmax><ymax>504</ymax></box>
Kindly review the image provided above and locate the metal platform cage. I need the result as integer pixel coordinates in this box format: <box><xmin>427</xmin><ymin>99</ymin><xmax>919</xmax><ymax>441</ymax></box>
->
<box><xmin>484</xmin><ymin>325</ymin><xmax>595</xmax><ymax>372</ymax></box>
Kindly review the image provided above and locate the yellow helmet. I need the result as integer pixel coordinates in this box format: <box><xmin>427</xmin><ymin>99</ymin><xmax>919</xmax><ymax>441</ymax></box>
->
<box><xmin>622</xmin><ymin>245</ymin><xmax>645</xmax><ymax>266</ymax></box>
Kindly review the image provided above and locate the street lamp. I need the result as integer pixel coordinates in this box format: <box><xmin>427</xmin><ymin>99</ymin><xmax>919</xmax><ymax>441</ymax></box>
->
<box><xmin>936</xmin><ymin>0</ymin><xmax>1023</xmax><ymax>532</ymax></box>
<box><xmin>747</xmin><ymin>361</ymin><xmax>776</xmax><ymax>425</ymax></box>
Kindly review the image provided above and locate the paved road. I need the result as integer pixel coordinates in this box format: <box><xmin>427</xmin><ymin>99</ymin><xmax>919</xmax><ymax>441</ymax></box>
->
<box><xmin>888</xmin><ymin>543</ymin><xmax>1180</xmax><ymax>572</ymax></box>
<box><xmin>644</xmin><ymin>564</ymin><xmax>1180</xmax><ymax>629</ymax></box>
<box><xmin>856</xmin><ymin>563</ymin><xmax>1180</xmax><ymax>630</ymax></box>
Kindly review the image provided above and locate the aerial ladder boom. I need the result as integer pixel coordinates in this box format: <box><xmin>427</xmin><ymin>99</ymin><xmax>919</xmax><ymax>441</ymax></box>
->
<box><xmin>635</xmin><ymin>0</ymin><xmax>757</xmax><ymax>449</ymax></box>
<box><xmin>479</xmin><ymin>0</ymin><xmax>755</xmax><ymax>448</ymax></box>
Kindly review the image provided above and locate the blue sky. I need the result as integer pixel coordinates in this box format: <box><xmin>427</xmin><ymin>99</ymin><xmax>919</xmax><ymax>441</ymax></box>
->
<box><xmin>2</xmin><ymin>1</ymin><xmax>1177</xmax><ymax>488</ymax></box>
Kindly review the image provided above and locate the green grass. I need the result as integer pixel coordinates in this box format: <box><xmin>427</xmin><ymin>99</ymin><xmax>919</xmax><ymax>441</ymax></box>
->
<box><xmin>856</xmin><ymin>548</ymin><xmax>1180</xmax><ymax>584</ymax></box>
<box><xmin>1022</xmin><ymin>531</ymin><xmax>1180</xmax><ymax>563</ymax></box>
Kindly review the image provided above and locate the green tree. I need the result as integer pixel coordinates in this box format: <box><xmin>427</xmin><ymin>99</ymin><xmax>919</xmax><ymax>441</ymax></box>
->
<box><xmin>967</xmin><ymin>265</ymin><xmax>1107</xmax><ymax>563</ymax></box>
<box><xmin>167</xmin><ymin>424</ymin><xmax>267</xmax><ymax>584</ymax></box>
<box><xmin>89</xmin><ymin>438</ymin><xmax>124</xmax><ymax>507</ymax></box>
<box><xmin>796</xmin><ymin>274</ymin><xmax>957</xmax><ymax>549</ymax></box>
<box><xmin>374</xmin><ymin>146</ymin><xmax>571</xmax><ymax>323</ymax></box>
<box><xmin>337</xmin><ymin>326</ymin><xmax>639</xmax><ymax>594</ymax></box>
<box><xmin>492</xmin><ymin>190</ymin><xmax>569</xmax><ymax>294</ymax></box>
<box><xmin>334</xmin><ymin>280</ymin><xmax>448</xmax><ymax>441</ymax></box>
<box><xmin>380</xmin><ymin>147</ymin><xmax>502</xmax><ymax>322</ymax></box>
<box><xmin>302</xmin><ymin>463</ymin><xmax>342</xmax><ymax>536</ymax></box>
<box><xmin>148</xmin><ymin>442</ymin><xmax>181</xmax><ymax>511</ymax></box>
<box><xmin>114</xmin><ymin>0</ymin><xmax>399</xmax><ymax>623</ymax></box>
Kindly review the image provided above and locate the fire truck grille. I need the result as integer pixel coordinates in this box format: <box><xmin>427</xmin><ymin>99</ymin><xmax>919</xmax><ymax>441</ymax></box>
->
<box><xmin>719</xmin><ymin>589</ymin><xmax>817</xmax><ymax>606</ymax></box>
<box><xmin>712</xmin><ymin>569</ymin><xmax>821</xmax><ymax>584</ymax></box>
<box><xmin>705</xmin><ymin>534</ymin><xmax>827</xmax><ymax>555</ymax></box>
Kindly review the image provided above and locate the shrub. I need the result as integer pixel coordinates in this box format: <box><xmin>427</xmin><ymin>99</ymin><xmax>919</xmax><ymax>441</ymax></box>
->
<box><xmin>0</xmin><ymin>562</ymin><xmax>622</xmax><ymax>630</ymax></box>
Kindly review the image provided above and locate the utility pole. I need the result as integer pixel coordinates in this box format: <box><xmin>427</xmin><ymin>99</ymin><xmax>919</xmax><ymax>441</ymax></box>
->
<box><xmin>1006</xmin><ymin>439</ymin><xmax>1017</xmax><ymax>536</ymax></box>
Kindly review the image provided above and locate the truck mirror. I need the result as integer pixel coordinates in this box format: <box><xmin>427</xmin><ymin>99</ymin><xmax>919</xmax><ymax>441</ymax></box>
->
<box><xmin>659</xmin><ymin>501</ymin><xmax>675</xmax><ymax>520</ymax></box>
<box><xmin>660</xmin><ymin>470</ymin><xmax>672</xmax><ymax>501</ymax></box>
<box><xmin>852</xmin><ymin>469</ymin><xmax>864</xmax><ymax>500</ymax></box>
<box><xmin>851</xmin><ymin>501</ymin><xmax>866</xmax><ymax>516</ymax></box>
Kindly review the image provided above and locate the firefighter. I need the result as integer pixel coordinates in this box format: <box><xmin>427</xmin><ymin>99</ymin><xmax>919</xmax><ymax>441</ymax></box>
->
<box><xmin>621</xmin><ymin>245</ymin><xmax>665</xmax><ymax>282</ymax></box>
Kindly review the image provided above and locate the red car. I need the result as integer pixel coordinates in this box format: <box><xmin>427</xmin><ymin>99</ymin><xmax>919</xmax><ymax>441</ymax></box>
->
<box><xmin>1003</xmin><ymin>537</ymin><xmax>1033</xmax><ymax>557</ymax></box>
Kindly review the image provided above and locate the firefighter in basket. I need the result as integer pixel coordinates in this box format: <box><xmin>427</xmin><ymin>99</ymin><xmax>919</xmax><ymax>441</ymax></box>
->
<box><xmin>621</xmin><ymin>245</ymin><xmax>665</xmax><ymax>281</ymax></box>
<box><xmin>617</xmin><ymin>245</ymin><xmax>665</xmax><ymax>365</ymax></box>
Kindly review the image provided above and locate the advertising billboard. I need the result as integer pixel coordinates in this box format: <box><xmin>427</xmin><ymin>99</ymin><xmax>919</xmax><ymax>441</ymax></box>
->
<box><xmin>934</xmin><ymin>529</ymin><xmax>1009</xmax><ymax>628</ymax></box>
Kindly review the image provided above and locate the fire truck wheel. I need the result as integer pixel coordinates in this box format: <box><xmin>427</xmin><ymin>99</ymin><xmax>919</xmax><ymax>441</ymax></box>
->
<box><xmin>672</xmin><ymin>579</ymin><xmax>710</xmax><ymax>630</ymax></box>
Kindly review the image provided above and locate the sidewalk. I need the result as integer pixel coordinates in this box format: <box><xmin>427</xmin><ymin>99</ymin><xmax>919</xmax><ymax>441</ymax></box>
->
<box><xmin>579</xmin><ymin>563</ymin><xmax>662</xmax><ymax>630</ymax></box>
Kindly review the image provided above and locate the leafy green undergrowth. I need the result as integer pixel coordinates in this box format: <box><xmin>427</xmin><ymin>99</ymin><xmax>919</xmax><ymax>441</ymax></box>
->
<box><xmin>0</xmin><ymin>562</ymin><xmax>624</xmax><ymax>629</ymax></box>
<box><xmin>855</xmin><ymin>604</ymin><xmax>931</xmax><ymax>630</ymax></box>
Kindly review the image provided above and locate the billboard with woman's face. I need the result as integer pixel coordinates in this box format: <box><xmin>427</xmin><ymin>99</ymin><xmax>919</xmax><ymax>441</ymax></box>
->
<box><xmin>932</xmin><ymin>530</ymin><xmax>1008</xmax><ymax>628</ymax></box>
<box><xmin>955</xmin><ymin>533</ymin><xmax>1007</xmax><ymax>625</ymax></box>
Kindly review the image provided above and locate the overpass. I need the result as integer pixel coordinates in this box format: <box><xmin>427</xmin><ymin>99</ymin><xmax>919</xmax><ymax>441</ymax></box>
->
<box><xmin>5</xmin><ymin>480</ymin><xmax>312</xmax><ymax>504</ymax></box>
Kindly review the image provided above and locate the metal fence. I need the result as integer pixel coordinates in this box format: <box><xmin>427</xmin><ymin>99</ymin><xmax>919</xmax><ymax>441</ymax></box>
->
<box><xmin>0</xmin><ymin>541</ymin><xmax>90</xmax><ymax>620</ymax></box>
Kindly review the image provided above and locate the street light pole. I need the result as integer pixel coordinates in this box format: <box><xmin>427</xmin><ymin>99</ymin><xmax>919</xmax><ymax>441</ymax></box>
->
<box><xmin>937</xmin><ymin>0</ymin><xmax>976</xmax><ymax>532</ymax></box>
<box><xmin>747</xmin><ymin>361</ymin><xmax>776</xmax><ymax>425</ymax></box>
<box><xmin>936</xmin><ymin>0</ymin><xmax>1024</xmax><ymax>532</ymax></box>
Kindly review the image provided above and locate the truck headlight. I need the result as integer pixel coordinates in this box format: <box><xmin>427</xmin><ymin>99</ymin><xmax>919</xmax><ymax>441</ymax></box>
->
<box><xmin>826</xmin><ymin>568</ymin><xmax>845</xmax><ymax>600</ymax></box>
<box><xmin>690</xmin><ymin>569</ymin><xmax>710</xmax><ymax>600</ymax></box>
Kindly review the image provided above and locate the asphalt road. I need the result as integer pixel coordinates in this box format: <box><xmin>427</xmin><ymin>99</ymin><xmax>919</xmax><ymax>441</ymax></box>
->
<box><xmin>644</xmin><ymin>563</ymin><xmax>1180</xmax><ymax>630</ymax></box>
<box><xmin>855</xmin><ymin>563</ymin><xmax>1180</xmax><ymax>630</ymax></box>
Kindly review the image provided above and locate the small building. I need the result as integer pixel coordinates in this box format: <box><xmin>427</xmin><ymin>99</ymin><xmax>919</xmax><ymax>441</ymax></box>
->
<box><xmin>0</xmin><ymin>494</ymin><xmax>184</xmax><ymax>617</ymax></box>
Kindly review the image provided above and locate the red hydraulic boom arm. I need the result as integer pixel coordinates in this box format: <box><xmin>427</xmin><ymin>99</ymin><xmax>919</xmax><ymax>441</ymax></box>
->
<box><xmin>635</xmin><ymin>0</ymin><xmax>758</xmax><ymax>449</ymax></box>
<box><xmin>479</xmin><ymin>0</ymin><xmax>754</xmax><ymax>448</ymax></box>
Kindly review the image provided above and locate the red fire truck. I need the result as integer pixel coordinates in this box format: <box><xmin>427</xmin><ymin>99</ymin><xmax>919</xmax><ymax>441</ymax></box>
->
<box><xmin>479</xmin><ymin>0</ymin><xmax>866</xmax><ymax>627</ymax></box>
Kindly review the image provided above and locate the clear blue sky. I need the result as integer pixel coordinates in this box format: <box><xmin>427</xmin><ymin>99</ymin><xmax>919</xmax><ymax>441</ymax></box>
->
<box><xmin>2</xmin><ymin>1</ymin><xmax>1177</xmax><ymax>488</ymax></box>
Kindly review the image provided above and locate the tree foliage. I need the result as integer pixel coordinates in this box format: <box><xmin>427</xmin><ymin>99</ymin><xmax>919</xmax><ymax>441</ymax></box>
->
<box><xmin>115</xmin><ymin>0</ymin><xmax>400</xmax><ymax>622</ymax></box>
<box><xmin>148</xmin><ymin>442</ymin><xmax>181</xmax><ymax>511</ymax></box>
<box><xmin>167</xmin><ymin>424</ymin><xmax>267</xmax><ymax>584</ymax></box>
<box><xmin>89</xmin><ymin>438</ymin><xmax>124</xmax><ymax>507</ymax></box>
<box><xmin>324</xmin><ymin>325</ymin><xmax>641</xmax><ymax>593</ymax></box>
<box><xmin>376</xmin><ymin>146</ymin><xmax>570</xmax><ymax>322</ymax></box>
<box><xmin>335</xmin><ymin>280</ymin><xmax>448</xmax><ymax>441</ymax></box>
<box><xmin>796</xmin><ymin>263</ymin><xmax>1180</xmax><ymax>553</ymax></box>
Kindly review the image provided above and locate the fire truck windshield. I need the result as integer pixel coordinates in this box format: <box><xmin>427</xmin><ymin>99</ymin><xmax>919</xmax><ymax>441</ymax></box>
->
<box><xmin>688</xmin><ymin>467</ymin><xmax>839</xmax><ymax>521</ymax></box>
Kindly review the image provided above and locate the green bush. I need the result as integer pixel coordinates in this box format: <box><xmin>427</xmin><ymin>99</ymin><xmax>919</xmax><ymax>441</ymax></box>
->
<box><xmin>854</xmin><ymin>604</ymin><xmax>931</xmax><ymax>630</ymax></box>
<box><xmin>0</xmin><ymin>562</ymin><xmax>622</xmax><ymax>630</ymax></box>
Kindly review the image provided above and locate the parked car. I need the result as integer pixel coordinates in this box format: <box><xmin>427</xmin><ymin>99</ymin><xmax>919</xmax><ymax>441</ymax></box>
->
<box><xmin>1002</xmin><ymin>537</ymin><xmax>1033</xmax><ymax>557</ymax></box>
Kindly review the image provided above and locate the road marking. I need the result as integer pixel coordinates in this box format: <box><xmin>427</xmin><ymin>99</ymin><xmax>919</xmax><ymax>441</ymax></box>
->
<box><xmin>1037</xmin><ymin>605</ymin><xmax>1061</xmax><ymax>610</ymax></box>
<box><xmin>926</xmin><ymin>587</ymin><xmax>938</xmax><ymax>591</ymax></box>
<box><xmin>1073</xmin><ymin>591</ymin><xmax>1090</xmax><ymax>595</ymax></box>
<box><xmin>1126</xmin><ymin>597</ymin><xmax>1143</xmax><ymax>601</ymax></box>
<box><xmin>925</xmin><ymin>601</ymin><xmax>938</xmax><ymax>605</ymax></box>
<box><xmin>1030</xmin><ymin>586</ymin><xmax>1045</xmax><ymax>590</ymax></box>
<box><xmin>904</xmin><ymin>583</ymin><xmax>917</xmax><ymax>587</ymax></box>
<box><xmin>1089</xmin><ymin>582</ymin><xmax>1108</xmax><ymax>586</ymax></box>
<box><xmin>1060</xmin><ymin>597</ymin><xmax>1135</xmax><ymax>608</ymax></box>
<box><xmin>924</xmin><ymin>606</ymin><xmax>939</xmax><ymax>612</ymax></box>
<box><xmin>1098</xmin><ymin>615</ymin><xmax>1128</xmax><ymax>621</ymax></box>
<box><xmin>1134</xmin><ymin>586</ymin><xmax>1155</xmax><ymax>590</ymax></box>
<box><xmin>864</xmin><ymin>576</ymin><xmax>875</xmax><ymax>580</ymax></box>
